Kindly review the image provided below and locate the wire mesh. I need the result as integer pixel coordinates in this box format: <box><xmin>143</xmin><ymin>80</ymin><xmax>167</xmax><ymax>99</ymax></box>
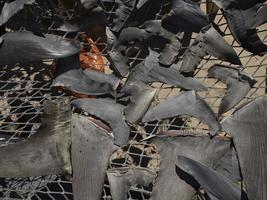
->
<box><xmin>0</xmin><ymin>0</ymin><xmax>267</xmax><ymax>199</ymax></box>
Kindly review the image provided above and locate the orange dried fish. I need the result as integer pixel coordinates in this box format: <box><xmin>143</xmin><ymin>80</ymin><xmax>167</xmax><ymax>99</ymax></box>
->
<box><xmin>79</xmin><ymin>34</ymin><xmax>107</xmax><ymax>72</ymax></box>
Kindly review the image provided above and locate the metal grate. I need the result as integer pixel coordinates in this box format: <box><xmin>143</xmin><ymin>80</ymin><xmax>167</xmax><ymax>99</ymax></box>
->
<box><xmin>0</xmin><ymin>1</ymin><xmax>267</xmax><ymax>199</ymax></box>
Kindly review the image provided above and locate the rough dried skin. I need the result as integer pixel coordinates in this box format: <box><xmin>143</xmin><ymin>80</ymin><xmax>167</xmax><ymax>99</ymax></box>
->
<box><xmin>208</xmin><ymin>64</ymin><xmax>257</xmax><ymax>116</ymax></box>
<box><xmin>108</xmin><ymin>21</ymin><xmax>181</xmax><ymax>71</ymax></box>
<box><xmin>71</xmin><ymin>114</ymin><xmax>118</xmax><ymax>200</ymax></box>
<box><xmin>108</xmin><ymin>50</ymin><xmax>130</xmax><ymax>77</ymax></box>
<box><xmin>176</xmin><ymin>156</ymin><xmax>242</xmax><ymax>200</ymax></box>
<box><xmin>214</xmin><ymin>147</ymin><xmax>241</xmax><ymax>183</ymax></box>
<box><xmin>210</xmin><ymin>0</ymin><xmax>236</xmax><ymax>9</ymax></box>
<box><xmin>0</xmin><ymin>0</ymin><xmax>35</xmax><ymax>26</ymax></box>
<box><xmin>162</xmin><ymin>0</ymin><xmax>209</xmax><ymax>33</ymax></box>
<box><xmin>0</xmin><ymin>98</ymin><xmax>72</xmax><ymax>177</ymax></box>
<box><xmin>72</xmin><ymin>98</ymin><xmax>130</xmax><ymax>146</ymax></box>
<box><xmin>128</xmin><ymin>49</ymin><xmax>207</xmax><ymax>91</ymax></box>
<box><xmin>52</xmin><ymin>54</ymin><xmax>119</xmax><ymax>96</ymax></box>
<box><xmin>224</xmin><ymin>4</ymin><xmax>267</xmax><ymax>55</ymax></box>
<box><xmin>140</xmin><ymin>20</ymin><xmax>182</xmax><ymax>66</ymax></box>
<box><xmin>107</xmin><ymin>167</ymin><xmax>156</xmax><ymax>200</ymax></box>
<box><xmin>150</xmin><ymin>133</ymin><xmax>231</xmax><ymax>200</ymax></box>
<box><xmin>106</xmin><ymin>26</ymin><xmax>149</xmax><ymax>77</ymax></box>
<box><xmin>142</xmin><ymin>91</ymin><xmax>221</xmax><ymax>136</ymax></box>
<box><xmin>221</xmin><ymin>95</ymin><xmax>267</xmax><ymax>200</ymax></box>
<box><xmin>54</xmin><ymin>7</ymin><xmax>106</xmax><ymax>32</ymax></box>
<box><xmin>80</xmin><ymin>0</ymin><xmax>99</xmax><ymax>9</ymax></box>
<box><xmin>0</xmin><ymin>31</ymin><xmax>80</xmax><ymax>65</ymax></box>
<box><xmin>122</xmin><ymin>80</ymin><xmax>157</xmax><ymax>124</ymax></box>
<box><xmin>180</xmin><ymin>25</ymin><xmax>241</xmax><ymax>74</ymax></box>
<box><xmin>136</xmin><ymin>0</ymin><xmax>150</xmax><ymax>9</ymax></box>
<box><xmin>212</xmin><ymin>0</ymin><xmax>265</xmax><ymax>10</ymax></box>
<box><xmin>111</xmin><ymin>0</ymin><xmax>137</xmax><ymax>33</ymax></box>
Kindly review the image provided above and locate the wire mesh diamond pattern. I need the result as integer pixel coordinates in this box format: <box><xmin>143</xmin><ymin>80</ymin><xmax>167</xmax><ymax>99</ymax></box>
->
<box><xmin>0</xmin><ymin>0</ymin><xmax>267</xmax><ymax>199</ymax></box>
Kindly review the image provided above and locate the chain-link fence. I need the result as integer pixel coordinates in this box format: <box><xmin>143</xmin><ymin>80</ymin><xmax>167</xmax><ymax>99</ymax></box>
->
<box><xmin>0</xmin><ymin>0</ymin><xmax>267</xmax><ymax>199</ymax></box>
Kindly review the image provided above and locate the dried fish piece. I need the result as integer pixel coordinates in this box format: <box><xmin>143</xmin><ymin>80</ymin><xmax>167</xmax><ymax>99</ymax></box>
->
<box><xmin>223</xmin><ymin>4</ymin><xmax>267</xmax><ymax>55</ymax></box>
<box><xmin>111</xmin><ymin>0</ymin><xmax>137</xmax><ymax>33</ymax></box>
<box><xmin>142</xmin><ymin>91</ymin><xmax>221</xmax><ymax>136</ymax></box>
<box><xmin>136</xmin><ymin>0</ymin><xmax>150</xmax><ymax>9</ymax></box>
<box><xmin>107</xmin><ymin>167</ymin><xmax>156</xmax><ymax>200</ymax></box>
<box><xmin>52</xmin><ymin>54</ymin><xmax>120</xmax><ymax>96</ymax></box>
<box><xmin>71</xmin><ymin>114</ymin><xmax>118</xmax><ymax>200</ymax></box>
<box><xmin>176</xmin><ymin>156</ymin><xmax>242</xmax><ymax>200</ymax></box>
<box><xmin>53</xmin><ymin>7</ymin><xmax>106</xmax><ymax>32</ymax></box>
<box><xmin>0</xmin><ymin>31</ymin><xmax>81</xmax><ymax>65</ymax></box>
<box><xmin>0</xmin><ymin>98</ymin><xmax>72</xmax><ymax>177</ymax></box>
<box><xmin>106</xmin><ymin>27</ymin><xmax>149</xmax><ymax>76</ymax></box>
<box><xmin>211</xmin><ymin>0</ymin><xmax>265</xmax><ymax>10</ymax></box>
<box><xmin>0</xmin><ymin>0</ymin><xmax>35</xmax><ymax>26</ymax></box>
<box><xmin>108</xmin><ymin>50</ymin><xmax>131</xmax><ymax>77</ymax></box>
<box><xmin>214</xmin><ymin>147</ymin><xmax>241</xmax><ymax>183</ymax></box>
<box><xmin>221</xmin><ymin>95</ymin><xmax>267</xmax><ymax>200</ymax></box>
<box><xmin>180</xmin><ymin>24</ymin><xmax>241</xmax><ymax>75</ymax></box>
<box><xmin>80</xmin><ymin>0</ymin><xmax>99</xmax><ymax>9</ymax></box>
<box><xmin>208</xmin><ymin>64</ymin><xmax>257</xmax><ymax>116</ymax></box>
<box><xmin>122</xmin><ymin>80</ymin><xmax>157</xmax><ymax>124</ymax></box>
<box><xmin>162</xmin><ymin>0</ymin><xmax>209</xmax><ymax>33</ymax></box>
<box><xmin>150</xmin><ymin>132</ymin><xmax>231</xmax><ymax>200</ymax></box>
<box><xmin>72</xmin><ymin>98</ymin><xmax>130</xmax><ymax>146</ymax></box>
<box><xmin>140</xmin><ymin>20</ymin><xmax>182</xmax><ymax>66</ymax></box>
<box><xmin>107</xmin><ymin>20</ymin><xmax>182</xmax><ymax>73</ymax></box>
<box><xmin>128</xmin><ymin>49</ymin><xmax>207</xmax><ymax>91</ymax></box>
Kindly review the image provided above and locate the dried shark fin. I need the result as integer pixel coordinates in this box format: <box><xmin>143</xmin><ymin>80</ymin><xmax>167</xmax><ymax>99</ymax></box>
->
<box><xmin>54</xmin><ymin>7</ymin><xmax>107</xmax><ymax>32</ymax></box>
<box><xmin>80</xmin><ymin>0</ymin><xmax>99</xmax><ymax>10</ymax></box>
<box><xmin>111</xmin><ymin>0</ymin><xmax>137</xmax><ymax>33</ymax></box>
<box><xmin>106</xmin><ymin>27</ymin><xmax>149</xmax><ymax>77</ymax></box>
<box><xmin>214</xmin><ymin>146</ymin><xmax>242</xmax><ymax>183</ymax></box>
<box><xmin>136</xmin><ymin>0</ymin><xmax>150</xmax><ymax>9</ymax></box>
<box><xmin>108</xmin><ymin>50</ymin><xmax>131</xmax><ymax>77</ymax></box>
<box><xmin>71</xmin><ymin>114</ymin><xmax>118</xmax><ymax>200</ymax></box>
<box><xmin>208</xmin><ymin>64</ymin><xmax>257</xmax><ymax>116</ymax></box>
<box><xmin>0</xmin><ymin>0</ymin><xmax>35</xmax><ymax>26</ymax></box>
<box><xmin>211</xmin><ymin>0</ymin><xmax>265</xmax><ymax>10</ymax></box>
<box><xmin>221</xmin><ymin>95</ymin><xmax>267</xmax><ymax>200</ymax></box>
<box><xmin>142</xmin><ymin>91</ymin><xmax>221</xmax><ymax>136</ymax></box>
<box><xmin>251</xmin><ymin>4</ymin><xmax>267</xmax><ymax>28</ymax></box>
<box><xmin>122</xmin><ymin>80</ymin><xmax>157</xmax><ymax>124</ymax></box>
<box><xmin>224</xmin><ymin>4</ymin><xmax>267</xmax><ymax>55</ymax></box>
<box><xmin>52</xmin><ymin>54</ymin><xmax>120</xmax><ymax>96</ymax></box>
<box><xmin>0</xmin><ymin>31</ymin><xmax>81</xmax><ymax>65</ymax></box>
<box><xmin>72</xmin><ymin>98</ymin><xmax>130</xmax><ymax>146</ymax></box>
<box><xmin>0</xmin><ymin>98</ymin><xmax>72</xmax><ymax>177</ymax></box>
<box><xmin>128</xmin><ymin>49</ymin><xmax>207</xmax><ymax>91</ymax></box>
<box><xmin>162</xmin><ymin>0</ymin><xmax>209</xmax><ymax>33</ymax></box>
<box><xmin>140</xmin><ymin>20</ymin><xmax>182</xmax><ymax>66</ymax></box>
<box><xmin>107</xmin><ymin>167</ymin><xmax>156</xmax><ymax>200</ymax></box>
<box><xmin>180</xmin><ymin>24</ymin><xmax>241</xmax><ymax>75</ymax></box>
<box><xmin>176</xmin><ymin>156</ymin><xmax>243</xmax><ymax>200</ymax></box>
<box><xmin>150</xmin><ymin>132</ymin><xmax>231</xmax><ymax>200</ymax></box>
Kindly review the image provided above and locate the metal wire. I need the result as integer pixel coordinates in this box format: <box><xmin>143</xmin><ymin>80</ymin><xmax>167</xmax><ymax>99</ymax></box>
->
<box><xmin>0</xmin><ymin>0</ymin><xmax>267</xmax><ymax>199</ymax></box>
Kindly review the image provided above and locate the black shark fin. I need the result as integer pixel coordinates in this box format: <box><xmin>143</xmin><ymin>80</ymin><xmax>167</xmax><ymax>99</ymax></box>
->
<box><xmin>107</xmin><ymin>167</ymin><xmax>156</xmax><ymax>200</ymax></box>
<box><xmin>71</xmin><ymin>114</ymin><xmax>118</xmax><ymax>200</ymax></box>
<box><xmin>221</xmin><ymin>95</ymin><xmax>267</xmax><ymax>200</ymax></box>
<box><xmin>150</xmin><ymin>132</ymin><xmax>231</xmax><ymax>200</ymax></box>
<box><xmin>208</xmin><ymin>64</ymin><xmax>257</xmax><ymax>116</ymax></box>
<box><xmin>176</xmin><ymin>156</ymin><xmax>242</xmax><ymax>200</ymax></box>
<box><xmin>0</xmin><ymin>98</ymin><xmax>72</xmax><ymax>177</ymax></box>
<box><xmin>72</xmin><ymin>98</ymin><xmax>130</xmax><ymax>146</ymax></box>
<box><xmin>142</xmin><ymin>91</ymin><xmax>221</xmax><ymax>136</ymax></box>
